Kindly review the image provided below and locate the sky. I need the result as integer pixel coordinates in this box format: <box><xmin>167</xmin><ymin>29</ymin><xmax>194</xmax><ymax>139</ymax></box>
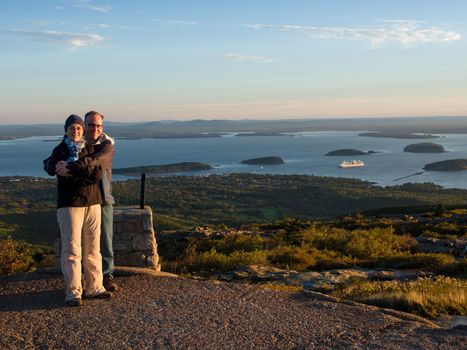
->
<box><xmin>1</xmin><ymin>0</ymin><xmax>466</xmax><ymax>124</ymax></box>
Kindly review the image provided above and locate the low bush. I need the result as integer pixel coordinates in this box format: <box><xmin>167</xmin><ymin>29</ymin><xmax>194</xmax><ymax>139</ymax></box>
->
<box><xmin>267</xmin><ymin>245</ymin><xmax>316</xmax><ymax>270</ymax></box>
<box><xmin>332</xmin><ymin>275</ymin><xmax>466</xmax><ymax>318</ymax></box>
<box><xmin>0</xmin><ymin>237</ymin><xmax>35</xmax><ymax>275</ymax></box>
<box><xmin>370</xmin><ymin>252</ymin><xmax>455</xmax><ymax>269</ymax></box>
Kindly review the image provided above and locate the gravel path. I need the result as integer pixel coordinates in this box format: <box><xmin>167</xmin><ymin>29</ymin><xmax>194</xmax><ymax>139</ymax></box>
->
<box><xmin>0</xmin><ymin>270</ymin><xmax>465</xmax><ymax>349</ymax></box>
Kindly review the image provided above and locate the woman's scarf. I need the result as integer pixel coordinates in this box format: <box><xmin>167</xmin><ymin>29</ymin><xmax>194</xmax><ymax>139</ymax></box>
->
<box><xmin>64</xmin><ymin>136</ymin><xmax>86</xmax><ymax>163</ymax></box>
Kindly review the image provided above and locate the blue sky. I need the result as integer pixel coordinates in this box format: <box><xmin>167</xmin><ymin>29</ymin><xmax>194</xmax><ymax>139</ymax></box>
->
<box><xmin>1</xmin><ymin>0</ymin><xmax>466</xmax><ymax>123</ymax></box>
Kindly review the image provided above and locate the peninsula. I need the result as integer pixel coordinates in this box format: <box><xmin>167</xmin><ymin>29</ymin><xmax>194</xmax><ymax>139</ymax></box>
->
<box><xmin>359</xmin><ymin>132</ymin><xmax>439</xmax><ymax>139</ymax></box>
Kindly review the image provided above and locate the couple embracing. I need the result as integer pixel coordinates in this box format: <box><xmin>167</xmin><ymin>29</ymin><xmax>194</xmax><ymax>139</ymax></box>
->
<box><xmin>44</xmin><ymin>111</ymin><xmax>118</xmax><ymax>307</ymax></box>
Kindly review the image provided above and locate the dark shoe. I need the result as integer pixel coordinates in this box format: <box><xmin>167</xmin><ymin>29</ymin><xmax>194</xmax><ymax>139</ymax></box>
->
<box><xmin>84</xmin><ymin>291</ymin><xmax>113</xmax><ymax>299</ymax></box>
<box><xmin>103</xmin><ymin>276</ymin><xmax>118</xmax><ymax>292</ymax></box>
<box><xmin>66</xmin><ymin>298</ymin><xmax>82</xmax><ymax>307</ymax></box>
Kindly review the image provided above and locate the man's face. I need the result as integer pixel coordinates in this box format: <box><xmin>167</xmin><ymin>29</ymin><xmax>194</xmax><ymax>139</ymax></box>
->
<box><xmin>85</xmin><ymin>114</ymin><xmax>104</xmax><ymax>142</ymax></box>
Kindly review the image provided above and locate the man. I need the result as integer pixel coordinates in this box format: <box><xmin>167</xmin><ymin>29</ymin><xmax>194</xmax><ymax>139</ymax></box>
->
<box><xmin>56</xmin><ymin>111</ymin><xmax>118</xmax><ymax>292</ymax></box>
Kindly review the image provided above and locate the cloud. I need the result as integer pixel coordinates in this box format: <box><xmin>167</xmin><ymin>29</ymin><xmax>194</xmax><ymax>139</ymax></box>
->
<box><xmin>24</xmin><ymin>20</ymin><xmax>56</xmax><ymax>26</ymax></box>
<box><xmin>6</xmin><ymin>29</ymin><xmax>104</xmax><ymax>48</ymax></box>
<box><xmin>242</xmin><ymin>20</ymin><xmax>461</xmax><ymax>46</ymax></box>
<box><xmin>155</xmin><ymin>19</ymin><xmax>198</xmax><ymax>26</ymax></box>
<box><xmin>74</xmin><ymin>0</ymin><xmax>111</xmax><ymax>13</ymax></box>
<box><xmin>118</xmin><ymin>26</ymin><xmax>142</xmax><ymax>31</ymax></box>
<box><xmin>85</xmin><ymin>22</ymin><xmax>110</xmax><ymax>29</ymax></box>
<box><xmin>222</xmin><ymin>53</ymin><xmax>276</xmax><ymax>63</ymax></box>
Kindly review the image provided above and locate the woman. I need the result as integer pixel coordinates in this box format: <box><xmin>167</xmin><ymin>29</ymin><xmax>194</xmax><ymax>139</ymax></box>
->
<box><xmin>44</xmin><ymin>114</ymin><xmax>111</xmax><ymax>306</ymax></box>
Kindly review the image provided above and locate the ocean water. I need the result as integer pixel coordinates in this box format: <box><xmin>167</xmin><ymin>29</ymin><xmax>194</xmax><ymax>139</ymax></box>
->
<box><xmin>1</xmin><ymin>131</ymin><xmax>466</xmax><ymax>189</ymax></box>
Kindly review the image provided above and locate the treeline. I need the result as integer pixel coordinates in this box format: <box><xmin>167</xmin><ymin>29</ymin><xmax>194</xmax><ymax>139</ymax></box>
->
<box><xmin>1</xmin><ymin>174</ymin><xmax>467</xmax><ymax>245</ymax></box>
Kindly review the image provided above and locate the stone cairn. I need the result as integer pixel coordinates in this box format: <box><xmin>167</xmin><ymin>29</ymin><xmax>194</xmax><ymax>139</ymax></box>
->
<box><xmin>55</xmin><ymin>206</ymin><xmax>161</xmax><ymax>271</ymax></box>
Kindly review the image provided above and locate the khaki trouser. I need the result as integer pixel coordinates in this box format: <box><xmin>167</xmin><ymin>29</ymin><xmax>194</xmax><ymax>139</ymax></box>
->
<box><xmin>57</xmin><ymin>205</ymin><xmax>106</xmax><ymax>301</ymax></box>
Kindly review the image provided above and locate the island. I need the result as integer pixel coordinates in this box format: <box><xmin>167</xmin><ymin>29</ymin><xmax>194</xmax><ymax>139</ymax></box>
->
<box><xmin>403</xmin><ymin>142</ymin><xmax>446</xmax><ymax>153</ymax></box>
<box><xmin>240</xmin><ymin>156</ymin><xmax>285</xmax><ymax>165</ymax></box>
<box><xmin>359</xmin><ymin>132</ymin><xmax>439</xmax><ymax>139</ymax></box>
<box><xmin>113</xmin><ymin>162</ymin><xmax>213</xmax><ymax>176</ymax></box>
<box><xmin>423</xmin><ymin>159</ymin><xmax>467</xmax><ymax>171</ymax></box>
<box><xmin>235</xmin><ymin>132</ymin><xmax>288</xmax><ymax>137</ymax></box>
<box><xmin>326</xmin><ymin>149</ymin><xmax>367</xmax><ymax>156</ymax></box>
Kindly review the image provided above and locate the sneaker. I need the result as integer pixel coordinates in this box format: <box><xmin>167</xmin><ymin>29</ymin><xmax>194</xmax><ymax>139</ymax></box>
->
<box><xmin>103</xmin><ymin>276</ymin><xmax>118</xmax><ymax>292</ymax></box>
<box><xmin>84</xmin><ymin>291</ymin><xmax>113</xmax><ymax>299</ymax></box>
<box><xmin>66</xmin><ymin>298</ymin><xmax>82</xmax><ymax>307</ymax></box>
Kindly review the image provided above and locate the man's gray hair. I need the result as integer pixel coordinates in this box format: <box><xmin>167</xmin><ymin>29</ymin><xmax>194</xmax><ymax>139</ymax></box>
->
<box><xmin>84</xmin><ymin>111</ymin><xmax>104</xmax><ymax>122</ymax></box>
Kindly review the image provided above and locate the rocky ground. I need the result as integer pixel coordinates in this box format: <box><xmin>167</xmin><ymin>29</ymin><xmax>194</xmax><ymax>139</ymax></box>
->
<box><xmin>0</xmin><ymin>268</ymin><xmax>465</xmax><ymax>349</ymax></box>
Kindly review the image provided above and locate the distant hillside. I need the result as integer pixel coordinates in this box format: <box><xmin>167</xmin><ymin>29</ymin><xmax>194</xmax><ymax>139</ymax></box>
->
<box><xmin>2</xmin><ymin>174</ymin><xmax>467</xmax><ymax>245</ymax></box>
<box><xmin>1</xmin><ymin>116</ymin><xmax>467</xmax><ymax>139</ymax></box>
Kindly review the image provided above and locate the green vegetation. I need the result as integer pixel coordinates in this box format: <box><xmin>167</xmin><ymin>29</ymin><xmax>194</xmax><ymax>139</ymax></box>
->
<box><xmin>1</xmin><ymin>174</ymin><xmax>467</xmax><ymax>245</ymax></box>
<box><xmin>113</xmin><ymin>162</ymin><xmax>213</xmax><ymax>176</ymax></box>
<box><xmin>0</xmin><ymin>174</ymin><xmax>466</xmax><ymax>318</ymax></box>
<box><xmin>163</xmin><ymin>218</ymin><xmax>460</xmax><ymax>276</ymax></box>
<box><xmin>0</xmin><ymin>236</ymin><xmax>54</xmax><ymax>275</ymax></box>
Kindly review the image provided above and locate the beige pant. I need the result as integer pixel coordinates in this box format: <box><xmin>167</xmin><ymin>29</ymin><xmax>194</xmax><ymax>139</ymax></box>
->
<box><xmin>57</xmin><ymin>205</ymin><xmax>106</xmax><ymax>301</ymax></box>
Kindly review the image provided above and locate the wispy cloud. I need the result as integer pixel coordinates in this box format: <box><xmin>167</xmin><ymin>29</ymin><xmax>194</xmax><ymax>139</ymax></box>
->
<box><xmin>118</xmin><ymin>25</ymin><xmax>142</xmax><ymax>31</ymax></box>
<box><xmin>24</xmin><ymin>20</ymin><xmax>58</xmax><ymax>26</ymax></box>
<box><xmin>222</xmin><ymin>53</ymin><xmax>277</xmax><ymax>63</ymax></box>
<box><xmin>6</xmin><ymin>29</ymin><xmax>104</xmax><ymax>49</ymax></box>
<box><xmin>85</xmin><ymin>22</ymin><xmax>110</xmax><ymax>29</ymax></box>
<box><xmin>242</xmin><ymin>20</ymin><xmax>461</xmax><ymax>46</ymax></box>
<box><xmin>155</xmin><ymin>19</ymin><xmax>198</xmax><ymax>27</ymax></box>
<box><xmin>75</xmin><ymin>0</ymin><xmax>111</xmax><ymax>13</ymax></box>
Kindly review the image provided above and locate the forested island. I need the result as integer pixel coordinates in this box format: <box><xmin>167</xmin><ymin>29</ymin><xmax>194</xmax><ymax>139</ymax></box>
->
<box><xmin>113</xmin><ymin>162</ymin><xmax>213</xmax><ymax>176</ymax></box>
<box><xmin>326</xmin><ymin>149</ymin><xmax>367</xmax><ymax>156</ymax></box>
<box><xmin>241</xmin><ymin>157</ymin><xmax>285</xmax><ymax>165</ymax></box>
<box><xmin>424</xmin><ymin>159</ymin><xmax>467</xmax><ymax>171</ymax></box>
<box><xmin>404</xmin><ymin>143</ymin><xmax>446</xmax><ymax>153</ymax></box>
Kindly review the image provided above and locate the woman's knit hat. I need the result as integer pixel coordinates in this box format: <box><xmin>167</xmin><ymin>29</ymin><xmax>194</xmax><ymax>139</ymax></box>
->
<box><xmin>64</xmin><ymin>114</ymin><xmax>85</xmax><ymax>131</ymax></box>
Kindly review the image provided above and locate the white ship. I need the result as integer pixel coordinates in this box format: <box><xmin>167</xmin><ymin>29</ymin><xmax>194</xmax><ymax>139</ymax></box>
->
<box><xmin>339</xmin><ymin>160</ymin><xmax>365</xmax><ymax>168</ymax></box>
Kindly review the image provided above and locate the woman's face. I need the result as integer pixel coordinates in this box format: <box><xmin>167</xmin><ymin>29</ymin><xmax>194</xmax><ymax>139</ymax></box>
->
<box><xmin>66</xmin><ymin>123</ymin><xmax>84</xmax><ymax>142</ymax></box>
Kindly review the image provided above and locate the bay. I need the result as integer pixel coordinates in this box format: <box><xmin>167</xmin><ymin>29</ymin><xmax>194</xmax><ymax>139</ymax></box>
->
<box><xmin>1</xmin><ymin>131</ymin><xmax>466</xmax><ymax>189</ymax></box>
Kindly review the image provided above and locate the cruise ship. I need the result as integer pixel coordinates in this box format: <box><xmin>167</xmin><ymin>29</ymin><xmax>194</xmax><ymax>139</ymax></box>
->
<box><xmin>339</xmin><ymin>160</ymin><xmax>365</xmax><ymax>168</ymax></box>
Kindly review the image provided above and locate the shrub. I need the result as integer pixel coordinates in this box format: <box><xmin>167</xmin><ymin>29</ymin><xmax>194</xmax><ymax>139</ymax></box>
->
<box><xmin>311</xmin><ymin>227</ymin><xmax>415</xmax><ymax>259</ymax></box>
<box><xmin>332</xmin><ymin>275</ymin><xmax>466</xmax><ymax>318</ymax></box>
<box><xmin>267</xmin><ymin>245</ymin><xmax>316</xmax><ymax>270</ymax></box>
<box><xmin>182</xmin><ymin>248</ymin><xmax>268</xmax><ymax>274</ymax></box>
<box><xmin>0</xmin><ymin>237</ymin><xmax>35</xmax><ymax>275</ymax></box>
<box><xmin>373</xmin><ymin>252</ymin><xmax>455</xmax><ymax>269</ymax></box>
<box><xmin>212</xmin><ymin>234</ymin><xmax>267</xmax><ymax>255</ymax></box>
<box><xmin>437</xmin><ymin>258</ymin><xmax>467</xmax><ymax>278</ymax></box>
